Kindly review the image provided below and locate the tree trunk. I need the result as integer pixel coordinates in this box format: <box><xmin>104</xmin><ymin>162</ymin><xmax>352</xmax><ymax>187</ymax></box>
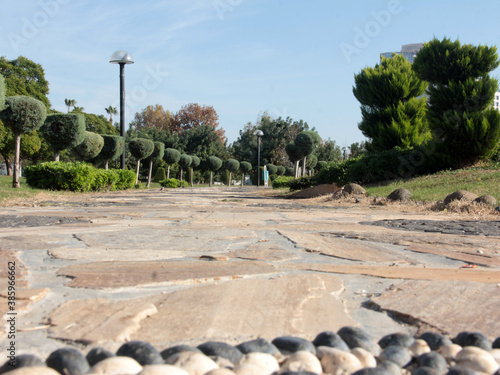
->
<box><xmin>1</xmin><ymin>154</ymin><xmax>12</xmax><ymax>176</ymax></box>
<box><xmin>54</xmin><ymin>152</ymin><xmax>60</xmax><ymax>162</ymax></box>
<box><xmin>302</xmin><ymin>156</ymin><xmax>307</xmax><ymax>177</ymax></box>
<box><xmin>190</xmin><ymin>167</ymin><xmax>194</xmax><ymax>187</ymax></box>
<box><xmin>294</xmin><ymin>160</ymin><xmax>299</xmax><ymax>178</ymax></box>
<box><xmin>167</xmin><ymin>165</ymin><xmax>170</xmax><ymax>179</ymax></box>
<box><xmin>210</xmin><ymin>171</ymin><xmax>213</xmax><ymax>187</ymax></box>
<box><xmin>104</xmin><ymin>160</ymin><xmax>109</xmax><ymax>170</ymax></box>
<box><xmin>241</xmin><ymin>173</ymin><xmax>244</xmax><ymax>187</ymax></box>
<box><xmin>135</xmin><ymin>160</ymin><xmax>140</xmax><ymax>184</ymax></box>
<box><xmin>228</xmin><ymin>172</ymin><xmax>232</xmax><ymax>187</ymax></box>
<box><xmin>147</xmin><ymin>160</ymin><xmax>153</xmax><ymax>188</ymax></box>
<box><xmin>12</xmin><ymin>134</ymin><xmax>21</xmax><ymax>188</ymax></box>
<box><xmin>180</xmin><ymin>168</ymin><xmax>183</xmax><ymax>182</ymax></box>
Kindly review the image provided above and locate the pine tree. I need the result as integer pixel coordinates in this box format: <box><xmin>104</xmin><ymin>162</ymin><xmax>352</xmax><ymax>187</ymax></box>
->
<box><xmin>353</xmin><ymin>54</ymin><xmax>429</xmax><ymax>152</ymax></box>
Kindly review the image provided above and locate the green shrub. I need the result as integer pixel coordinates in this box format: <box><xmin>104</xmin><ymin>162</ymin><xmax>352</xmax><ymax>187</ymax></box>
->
<box><xmin>289</xmin><ymin>176</ymin><xmax>314</xmax><ymax>191</ymax></box>
<box><xmin>272</xmin><ymin>176</ymin><xmax>294</xmax><ymax>189</ymax></box>
<box><xmin>154</xmin><ymin>167</ymin><xmax>167</xmax><ymax>182</ymax></box>
<box><xmin>24</xmin><ymin>162</ymin><xmax>135</xmax><ymax>192</ymax></box>
<box><xmin>159</xmin><ymin>178</ymin><xmax>188</xmax><ymax>188</ymax></box>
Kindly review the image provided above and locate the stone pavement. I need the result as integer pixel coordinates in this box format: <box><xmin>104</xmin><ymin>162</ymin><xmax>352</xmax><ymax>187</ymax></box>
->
<box><xmin>0</xmin><ymin>187</ymin><xmax>499</xmax><ymax>358</ymax></box>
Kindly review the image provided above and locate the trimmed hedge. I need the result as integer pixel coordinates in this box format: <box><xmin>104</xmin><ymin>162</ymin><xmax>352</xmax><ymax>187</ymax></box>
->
<box><xmin>289</xmin><ymin>176</ymin><xmax>314</xmax><ymax>191</ymax></box>
<box><xmin>159</xmin><ymin>178</ymin><xmax>188</xmax><ymax>188</ymax></box>
<box><xmin>24</xmin><ymin>162</ymin><xmax>135</xmax><ymax>192</ymax></box>
<box><xmin>272</xmin><ymin>176</ymin><xmax>294</xmax><ymax>189</ymax></box>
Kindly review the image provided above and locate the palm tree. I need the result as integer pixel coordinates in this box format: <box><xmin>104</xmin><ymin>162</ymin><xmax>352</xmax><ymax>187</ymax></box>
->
<box><xmin>105</xmin><ymin>106</ymin><xmax>118</xmax><ymax>124</ymax></box>
<box><xmin>64</xmin><ymin>99</ymin><xmax>76</xmax><ymax>113</ymax></box>
<box><xmin>72</xmin><ymin>106</ymin><xmax>85</xmax><ymax>113</ymax></box>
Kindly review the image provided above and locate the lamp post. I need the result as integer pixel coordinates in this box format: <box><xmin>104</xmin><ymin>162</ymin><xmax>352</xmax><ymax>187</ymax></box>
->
<box><xmin>254</xmin><ymin>130</ymin><xmax>264</xmax><ymax>187</ymax></box>
<box><xmin>342</xmin><ymin>147</ymin><xmax>347</xmax><ymax>161</ymax></box>
<box><xmin>110</xmin><ymin>50</ymin><xmax>134</xmax><ymax>169</ymax></box>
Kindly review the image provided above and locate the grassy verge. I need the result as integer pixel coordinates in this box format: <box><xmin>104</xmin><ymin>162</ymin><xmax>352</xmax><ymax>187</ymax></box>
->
<box><xmin>0</xmin><ymin>176</ymin><xmax>76</xmax><ymax>205</ymax></box>
<box><xmin>365</xmin><ymin>168</ymin><xmax>500</xmax><ymax>202</ymax></box>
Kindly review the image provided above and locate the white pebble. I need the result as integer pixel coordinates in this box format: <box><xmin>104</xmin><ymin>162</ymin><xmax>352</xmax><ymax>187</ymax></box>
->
<box><xmin>139</xmin><ymin>364</ymin><xmax>190</xmax><ymax>375</ymax></box>
<box><xmin>456</xmin><ymin>347</ymin><xmax>500</xmax><ymax>374</ymax></box>
<box><xmin>88</xmin><ymin>356</ymin><xmax>143</xmax><ymax>375</ymax></box>
<box><xmin>2</xmin><ymin>367</ymin><xmax>60</xmax><ymax>375</ymax></box>
<box><xmin>351</xmin><ymin>347</ymin><xmax>377</xmax><ymax>368</ymax></box>
<box><xmin>165</xmin><ymin>351</ymin><xmax>219</xmax><ymax>375</ymax></box>
<box><xmin>438</xmin><ymin>344</ymin><xmax>463</xmax><ymax>360</ymax></box>
<box><xmin>316</xmin><ymin>346</ymin><xmax>362</xmax><ymax>375</ymax></box>
<box><xmin>490</xmin><ymin>349</ymin><xmax>500</xmax><ymax>365</ymax></box>
<box><xmin>279</xmin><ymin>350</ymin><xmax>322</xmax><ymax>374</ymax></box>
<box><xmin>234</xmin><ymin>364</ymin><xmax>267</xmax><ymax>375</ymax></box>
<box><xmin>235</xmin><ymin>352</ymin><xmax>279</xmax><ymax>375</ymax></box>
<box><xmin>205</xmin><ymin>369</ymin><xmax>237</xmax><ymax>375</ymax></box>
<box><xmin>410</xmin><ymin>339</ymin><xmax>431</xmax><ymax>356</ymax></box>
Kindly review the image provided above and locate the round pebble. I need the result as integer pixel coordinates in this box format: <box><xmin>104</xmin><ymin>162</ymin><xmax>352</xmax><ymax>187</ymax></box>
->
<box><xmin>45</xmin><ymin>347</ymin><xmax>89</xmax><ymax>375</ymax></box>
<box><xmin>453</xmin><ymin>332</ymin><xmax>492</xmax><ymax>351</ymax></box>
<box><xmin>313</xmin><ymin>331</ymin><xmax>350</xmax><ymax>352</ymax></box>
<box><xmin>456</xmin><ymin>347</ymin><xmax>499</xmax><ymax>374</ymax></box>
<box><xmin>272</xmin><ymin>337</ymin><xmax>316</xmax><ymax>355</ymax></box>
<box><xmin>198</xmin><ymin>341</ymin><xmax>243</xmax><ymax>365</ymax></box>
<box><xmin>235</xmin><ymin>352</ymin><xmax>279</xmax><ymax>374</ymax></box>
<box><xmin>410</xmin><ymin>340</ymin><xmax>431</xmax><ymax>357</ymax></box>
<box><xmin>161</xmin><ymin>345</ymin><xmax>203</xmax><ymax>361</ymax></box>
<box><xmin>411</xmin><ymin>367</ymin><xmax>440</xmax><ymax>375</ymax></box>
<box><xmin>279</xmin><ymin>350</ymin><xmax>322</xmax><ymax>374</ymax></box>
<box><xmin>279</xmin><ymin>372</ymin><xmax>319</xmax><ymax>375</ymax></box>
<box><xmin>116</xmin><ymin>341</ymin><xmax>163</xmax><ymax>366</ymax></box>
<box><xmin>165</xmin><ymin>351</ymin><xmax>219</xmax><ymax>375</ymax></box>
<box><xmin>316</xmin><ymin>346</ymin><xmax>363</xmax><ymax>375</ymax></box>
<box><xmin>378</xmin><ymin>360</ymin><xmax>403</xmax><ymax>375</ymax></box>
<box><xmin>1</xmin><ymin>367</ymin><xmax>60</xmax><ymax>375</ymax></box>
<box><xmin>445</xmin><ymin>366</ymin><xmax>480</xmax><ymax>375</ymax></box>
<box><xmin>138</xmin><ymin>364</ymin><xmax>190</xmax><ymax>375</ymax></box>
<box><xmin>379</xmin><ymin>345</ymin><xmax>412</xmax><ymax>367</ymax></box>
<box><xmin>236</xmin><ymin>339</ymin><xmax>279</xmax><ymax>356</ymax></box>
<box><xmin>490</xmin><ymin>349</ymin><xmax>500</xmax><ymax>364</ymax></box>
<box><xmin>87</xmin><ymin>356</ymin><xmax>142</xmax><ymax>375</ymax></box>
<box><xmin>438</xmin><ymin>345</ymin><xmax>462</xmax><ymax>360</ymax></box>
<box><xmin>337</xmin><ymin>326</ymin><xmax>381</xmax><ymax>356</ymax></box>
<box><xmin>0</xmin><ymin>354</ymin><xmax>45</xmax><ymax>374</ymax></box>
<box><xmin>353</xmin><ymin>368</ymin><xmax>395</xmax><ymax>375</ymax></box>
<box><xmin>205</xmin><ymin>369</ymin><xmax>236</xmax><ymax>375</ymax></box>
<box><xmin>351</xmin><ymin>348</ymin><xmax>377</xmax><ymax>368</ymax></box>
<box><xmin>86</xmin><ymin>348</ymin><xmax>115</xmax><ymax>367</ymax></box>
<box><xmin>493</xmin><ymin>337</ymin><xmax>500</xmax><ymax>349</ymax></box>
<box><xmin>418</xmin><ymin>333</ymin><xmax>452</xmax><ymax>351</ymax></box>
<box><xmin>417</xmin><ymin>352</ymin><xmax>448</xmax><ymax>373</ymax></box>
<box><xmin>379</xmin><ymin>333</ymin><xmax>415</xmax><ymax>349</ymax></box>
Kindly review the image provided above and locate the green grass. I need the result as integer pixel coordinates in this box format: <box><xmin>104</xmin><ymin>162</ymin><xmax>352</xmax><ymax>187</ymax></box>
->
<box><xmin>365</xmin><ymin>168</ymin><xmax>500</xmax><ymax>202</ymax></box>
<box><xmin>0</xmin><ymin>176</ymin><xmax>76</xmax><ymax>205</ymax></box>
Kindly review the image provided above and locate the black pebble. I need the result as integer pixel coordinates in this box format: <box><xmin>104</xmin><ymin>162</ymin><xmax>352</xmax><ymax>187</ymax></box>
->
<box><xmin>272</xmin><ymin>336</ymin><xmax>316</xmax><ymax>355</ymax></box>
<box><xmin>493</xmin><ymin>337</ymin><xmax>500</xmax><ymax>349</ymax></box>
<box><xmin>85</xmin><ymin>347</ymin><xmax>115</xmax><ymax>367</ymax></box>
<box><xmin>337</xmin><ymin>326</ymin><xmax>380</xmax><ymax>355</ymax></box>
<box><xmin>161</xmin><ymin>345</ymin><xmax>202</xmax><ymax>361</ymax></box>
<box><xmin>412</xmin><ymin>367</ymin><xmax>440</xmax><ymax>375</ymax></box>
<box><xmin>379</xmin><ymin>345</ymin><xmax>412</xmax><ymax>367</ymax></box>
<box><xmin>236</xmin><ymin>338</ymin><xmax>279</xmax><ymax>355</ymax></box>
<box><xmin>378</xmin><ymin>361</ymin><xmax>403</xmax><ymax>375</ymax></box>
<box><xmin>197</xmin><ymin>341</ymin><xmax>243</xmax><ymax>365</ymax></box>
<box><xmin>353</xmin><ymin>368</ymin><xmax>395</xmax><ymax>375</ymax></box>
<box><xmin>313</xmin><ymin>331</ymin><xmax>350</xmax><ymax>351</ymax></box>
<box><xmin>46</xmin><ymin>347</ymin><xmax>89</xmax><ymax>375</ymax></box>
<box><xmin>446</xmin><ymin>366</ymin><xmax>481</xmax><ymax>375</ymax></box>
<box><xmin>116</xmin><ymin>340</ymin><xmax>163</xmax><ymax>366</ymax></box>
<box><xmin>379</xmin><ymin>333</ymin><xmax>415</xmax><ymax>349</ymax></box>
<box><xmin>280</xmin><ymin>372</ymin><xmax>319</xmax><ymax>375</ymax></box>
<box><xmin>418</xmin><ymin>332</ymin><xmax>452</xmax><ymax>350</ymax></box>
<box><xmin>0</xmin><ymin>354</ymin><xmax>45</xmax><ymax>374</ymax></box>
<box><xmin>417</xmin><ymin>352</ymin><xmax>448</xmax><ymax>373</ymax></box>
<box><xmin>453</xmin><ymin>332</ymin><xmax>492</xmax><ymax>351</ymax></box>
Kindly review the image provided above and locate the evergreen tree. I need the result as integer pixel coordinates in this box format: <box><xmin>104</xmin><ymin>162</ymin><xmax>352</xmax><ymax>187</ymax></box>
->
<box><xmin>128</xmin><ymin>138</ymin><xmax>154</xmax><ymax>184</ymax></box>
<box><xmin>413</xmin><ymin>38</ymin><xmax>500</xmax><ymax>167</ymax></box>
<box><xmin>353</xmin><ymin>54</ymin><xmax>429</xmax><ymax>152</ymax></box>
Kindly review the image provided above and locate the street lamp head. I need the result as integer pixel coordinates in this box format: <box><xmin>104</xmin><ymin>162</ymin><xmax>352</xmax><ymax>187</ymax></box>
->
<box><xmin>254</xmin><ymin>130</ymin><xmax>264</xmax><ymax>137</ymax></box>
<box><xmin>110</xmin><ymin>50</ymin><xmax>134</xmax><ymax>64</ymax></box>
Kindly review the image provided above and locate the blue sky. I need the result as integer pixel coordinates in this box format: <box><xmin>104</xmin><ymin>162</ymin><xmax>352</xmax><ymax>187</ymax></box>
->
<box><xmin>2</xmin><ymin>0</ymin><xmax>500</xmax><ymax>147</ymax></box>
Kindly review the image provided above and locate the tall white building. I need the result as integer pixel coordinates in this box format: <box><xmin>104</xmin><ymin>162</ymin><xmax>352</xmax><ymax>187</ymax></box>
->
<box><xmin>494</xmin><ymin>92</ymin><xmax>500</xmax><ymax>112</ymax></box>
<box><xmin>380</xmin><ymin>43</ymin><xmax>424</xmax><ymax>63</ymax></box>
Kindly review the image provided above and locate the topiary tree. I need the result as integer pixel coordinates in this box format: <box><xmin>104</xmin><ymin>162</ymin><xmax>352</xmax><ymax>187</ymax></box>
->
<box><xmin>239</xmin><ymin>161</ymin><xmax>252</xmax><ymax>186</ymax></box>
<box><xmin>285</xmin><ymin>141</ymin><xmax>305</xmax><ymax>178</ymax></box>
<box><xmin>189</xmin><ymin>155</ymin><xmax>200</xmax><ymax>187</ymax></box>
<box><xmin>163</xmin><ymin>148</ymin><xmax>181</xmax><ymax>179</ymax></box>
<box><xmin>129</xmin><ymin>138</ymin><xmax>154</xmax><ymax>184</ymax></box>
<box><xmin>317</xmin><ymin>161</ymin><xmax>328</xmax><ymax>171</ymax></box>
<box><xmin>73</xmin><ymin>131</ymin><xmax>104</xmax><ymax>161</ymax></box>
<box><xmin>0</xmin><ymin>96</ymin><xmax>47</xmax><ymax>187</ymax></box>
<box><xmin>145</xmin><ymin>141</ymin><xmax>165</xmax><ymax>188</ymax></box>
<box><xmin>42</xmin><ymin>113</ymin><xmax>86</xmax><ymax>161</ymax></box>
<box><xmin>295</xmin><ymin>131</ymin><xmax>321</xmax><ymax>177</ymax></box>
<box><xmin>353</xmin><ymin>54</ymin><xmax>429</xmax><ymax>153</ymax></box>
<box><xmin>265</xmin><ymin>163</ymin><xmax>277</xmax><ymax>175</ymax></box>
<box><xmin>413</xmin><ymin>38</ymin><xmax>500</xmax><ymax>167</ymax></box>
<box><xmin>225</xmin><ymin>159</ymin><xmax>240</xmax><ymax>187</ymax></box>
<box><xmin>178</xmin><ymin>154</ymin><xmax>192</xmax><ymax>183</ymax></box>
<box><xmin>94</xmin><ymin>135</ymin><xmax>124</xmax><ymax>170</ymax></box>
<box><xmin>206</xmin><ymin>156</ymin><xmax>222</xmax><ymax>187</ymax></box>
<box><xmin>306</xmin><ymin>154</ymin><xmax>318</xmax><ymax>174</ymax></box>
<box><xmin>154</xmin><ymin>167</ymin><xmax>166</xmax><ymax>182</ymax></box>
<box><xmin>276</xmin><ymin>166</ymin><xmax>286</xmax><ymax>176</ymax></box>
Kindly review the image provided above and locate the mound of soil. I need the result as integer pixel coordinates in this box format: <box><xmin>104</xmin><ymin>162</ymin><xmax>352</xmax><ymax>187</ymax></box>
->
<box><xmin>285</xmin><ymin>184</ymin><xmax>339</xmax><ymax>199</ymax></box>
